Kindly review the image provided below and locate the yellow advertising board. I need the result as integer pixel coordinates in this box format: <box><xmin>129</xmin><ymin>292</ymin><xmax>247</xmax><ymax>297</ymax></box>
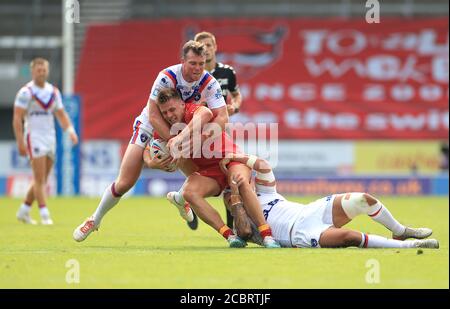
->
<box><xmin>354</xmin><ymin>141</ymin><xmax>444</xmax><ymax>175</ymax></box>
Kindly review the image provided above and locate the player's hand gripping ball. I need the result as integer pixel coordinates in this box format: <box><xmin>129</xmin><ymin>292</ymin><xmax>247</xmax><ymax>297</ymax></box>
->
<box><xmin>149</xmin><ymin>139</ymin><xmax>177</xmax><ymax>172</ymax></box>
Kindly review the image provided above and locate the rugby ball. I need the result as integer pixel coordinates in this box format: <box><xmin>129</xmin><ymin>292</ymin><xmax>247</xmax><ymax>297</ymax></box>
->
<box><xmin>149</xmin><ymin>139</ymin><xmax>177</xmax><ymax>172</ymax></box>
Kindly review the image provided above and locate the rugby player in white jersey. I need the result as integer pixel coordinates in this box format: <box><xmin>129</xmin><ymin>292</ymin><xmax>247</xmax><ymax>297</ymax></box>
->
<box><xmin>219</xmin><ymin>154</ymin><xmax>439</xmax><ymax>249</ymax></box>
<box><xmin>14</xmin><ymin>57</ymin><xmax>79</xmax><ymax>225</ymax></box>
<box><xmin>73</xmin><ymin>41</ymin><xmax>228</xmax><ymax>241</ymax></box>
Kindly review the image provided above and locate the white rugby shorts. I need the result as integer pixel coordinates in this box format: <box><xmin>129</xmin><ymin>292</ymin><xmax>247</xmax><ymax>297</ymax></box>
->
<box><xmin>290</xmin><ymin>195</ymin><xmax>336</xmax><ymax>248</ymax></box>
<box><xmin>26</xmin><ymin>133</ymin><xmax>56</xmax><ymax>160</ymax></box>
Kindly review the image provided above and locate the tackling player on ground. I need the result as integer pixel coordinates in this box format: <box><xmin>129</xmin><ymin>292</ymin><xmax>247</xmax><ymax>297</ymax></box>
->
<box><xmin>220</xmin><ymin>154</ymin><xmax>439</xmax><ymax>249</ymax></box>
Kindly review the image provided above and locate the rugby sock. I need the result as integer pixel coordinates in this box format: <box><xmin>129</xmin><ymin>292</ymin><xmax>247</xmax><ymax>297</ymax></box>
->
<box><xmin>39</xmin><ymin>204</ymin><xmax>50</xmax><ymax>218</ymax></box>
<box><xmin>368</xmin><ymin>202</ymin><xmax>406</xmax><ymax>236</ymax></box>
<box><xmin>174</xmin><ymin>188</ymin><xmax>185</xmax><ymax>205</ymax></box>
<box><xmin>359</xmin><ymin>233</ymin><xmax>414</xmax><ymax>248</ymax></box>
<box><xmin>19</xmin><ymin>201</ymin><xmax>32</xmax><ymax>214</ymax></box>
<box><xmin>258</xmin><ymin>224</ymin><xmax>273</xmax><ymax>238</ymax></box>
<box><xmin>219</xmin><ymin>225</ymin><xmax>234</xmax><ymax>239</ymax></box>
<box><xmin>93</xmin><ymin>182</ymin><xmax>121</xmax><ymax>226</ymax></box>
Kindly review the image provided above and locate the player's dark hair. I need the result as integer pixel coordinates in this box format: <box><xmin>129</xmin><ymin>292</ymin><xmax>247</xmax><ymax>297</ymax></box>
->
<box><xmin>182</xmin><ymin>40</ymin><xmax>206</xmax><ymax>59</ymax></box>
<box><xmin>194</xmin><ymin>31</ymin><xmax>217</xmax><ymax>45</ymax></box>
<box><xmin>156</xmin><ymin>88</ymin><xmax>181</xmax><ymax>105</ymax></box>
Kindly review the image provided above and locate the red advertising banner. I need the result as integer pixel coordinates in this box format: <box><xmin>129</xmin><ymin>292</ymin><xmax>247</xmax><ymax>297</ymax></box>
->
<box><xmin>76</xmin><ymin>18</ymin><xmax>448</xmax><ymax>140</ymax></box>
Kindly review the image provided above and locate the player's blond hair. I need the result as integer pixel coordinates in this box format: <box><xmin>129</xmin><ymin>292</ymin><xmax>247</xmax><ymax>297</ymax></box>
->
<box><xmin>194</xmin><ymin>31</ymin><xmax>216</xmax><ymax>46</ymax></box>
<box><xmin>156</xmin><ymin>88</ymin><xmax>181</xmax><ymax>105</ymax></box>
<box><xmin>30</xmin><ymin>57</ymin><xmax>49</xmax><ymax>69</ymax></box>
<box><xmin>182</xmin><ymin>40</ymin><xmax>206</xmax><ymax>59</ymax></box>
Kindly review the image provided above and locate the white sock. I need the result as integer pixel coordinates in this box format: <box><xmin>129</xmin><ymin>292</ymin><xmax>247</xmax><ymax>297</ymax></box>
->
<box><xmin>174</xmin><ymin>187</ymin><xmax>185</xmax><ymax>205</ymax></box>
<box><xmin>39</xmin><ymin>206</ymin><xmax>50</xmax><ymax>218</ymax></box>
<box><xmin>368</xmin><ymin>202</ymin><xmax>406</xmax><ymax>236</ymax></box>
<box><xmin>359</xmin><ymin>233</ymin><xmax>415</xmax><ymax>248</ymax></box>
<box><xmin>93</xmin><ymin>183</ymin><xmax>121</xmax><ymax>226</ymax></box>
<box><xmin>19</xmin><ymin>203</ymin><xmax>32</xmax><ymax>214</ymax></box>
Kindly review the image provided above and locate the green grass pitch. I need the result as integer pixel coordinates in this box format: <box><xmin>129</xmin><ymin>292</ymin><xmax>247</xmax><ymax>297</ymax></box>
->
<box><xmin>0</xmin><ymin>195</ymin><xmax>448</xmax><ymax>288</ymax></box>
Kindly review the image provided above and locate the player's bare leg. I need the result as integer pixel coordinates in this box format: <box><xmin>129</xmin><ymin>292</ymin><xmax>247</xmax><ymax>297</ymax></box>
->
<box><xmin>319</xmin><ymin>227</ymin><xmax>439</xmax><ymax>249</ymax></box>
<box><xmin>332</xmin><ymin>193</ymin><xmax>432</xmax><ymax>240</ymax></box>
<box><xmin>182</xmin><ymin>174</ymin><xmax>246</xmax><ymax>247</ymax></box>
<box><xmin>73</xmin><ymin>144</ymin><xmax>144</xmax><ymax>242</ymax></box>
<box><xmin>17</xmin><ymin>156</ymin><xmax>54</xmax><ymax>225</ymax></box>
<box><xmin>29</xmin><ymin>156</ymin><xmax>53</xmax><ymax>225</ymax></box>
<box><xmin>227</xmin><ymin>164</ymin><xmax>280</xmax><ymax>248</ymax></box>
<box><xmin>16</xmin><ymin>180</ymin><xmax>37</xmax><ymax>225</ymax></box>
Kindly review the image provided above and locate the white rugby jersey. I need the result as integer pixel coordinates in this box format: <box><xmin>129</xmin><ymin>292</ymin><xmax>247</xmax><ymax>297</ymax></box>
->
<box><xmin>137</xmin><ymin>64</ymin><xmax>226</xmax><ymax>132</ymax></box>
<box><xmin>14</xmin><ymin>81</ymin><xmax>64</xmax><ymax>138</ymax></box>
<box><xmin>256</xmin><ymin>189</ymin><xmax>305</xmax><ymax>247</ymax></box>
<box><xmin>150</xmin><ymin>64</ymin><xmax>225</xmax><ymax>108</ymax></box>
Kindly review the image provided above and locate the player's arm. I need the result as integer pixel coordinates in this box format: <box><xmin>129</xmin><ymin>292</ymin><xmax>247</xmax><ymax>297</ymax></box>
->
<box><xmin>142</xmin><ymin>145</ymin><xmax>175</xmax><ymax>171</ymax></box>
<box><xmin>204</xmin><ymin>77</ymin><xmax>229</xmax><ymax>133</ymax></box>
<box><xmin>12</xmin><ymin>88</ymin><xmax>31</xmax><ymax>156</ymax></box>
<box><xmin>148</xmin><ymin>72</ymin><xmax>174</xmax><ymax>141</ymax></box>
<box><xmin>54</xmin><ymin>108</ymin><xmax>79</xmax><ymax>145</ymax></box>
<box><xmin>149</xmin><ymin>98</ymin><xmax>172</xmax><ymax>140</ymax></box>
<box><xmin>210</xmin><ymin>105</ymin><xmax>229</xmax><ymax>134</ymax></box>
<box><xmin>220</xmin><ymin>154</ymin><xmax>276</xmax><ymax>188</ymax></box>
<box><xmin>168</xmin><ymin>106</ymin><xmax>213</xmax><ymax>151</ymax></box>
<box><xmin>12</xmin><ymin>106</ymin><xmax>27</xmax><ymax>156</ymax></box>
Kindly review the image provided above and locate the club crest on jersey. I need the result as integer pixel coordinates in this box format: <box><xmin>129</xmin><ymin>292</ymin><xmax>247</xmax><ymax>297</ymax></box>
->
<box><xmin>140</xmin><ymin>133</ymin><xmax>149</xmax><ymax>143</ymax></box>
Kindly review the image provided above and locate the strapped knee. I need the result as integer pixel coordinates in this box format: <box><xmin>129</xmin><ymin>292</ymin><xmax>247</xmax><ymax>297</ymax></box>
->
<box><xmin>340</xmin><ymin>193</ymin><xmax>373</xmax><ymax>219</ymax></box>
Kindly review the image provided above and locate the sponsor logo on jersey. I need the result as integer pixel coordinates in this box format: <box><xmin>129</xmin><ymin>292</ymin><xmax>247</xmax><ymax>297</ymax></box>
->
<box><xmin>214</xmin><ymin>89</ymin><xmax>222</xmax><ymax>100</ymax></box>
<box><xmin>30</xmin><ymin>111</ymin><xmax>50</xmax><ymax>116</ymax></box>
<box><xmin>207</xmin><ymin>80</ymin><xmax>217</xmax><ymax>90</ymax></box>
